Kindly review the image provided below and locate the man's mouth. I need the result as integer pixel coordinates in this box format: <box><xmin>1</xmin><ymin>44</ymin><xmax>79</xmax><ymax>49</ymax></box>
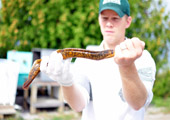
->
<box><xmin>105</xmin><ymin>30</ymin><xmax>114</xmax><ymax>33</ymax></box>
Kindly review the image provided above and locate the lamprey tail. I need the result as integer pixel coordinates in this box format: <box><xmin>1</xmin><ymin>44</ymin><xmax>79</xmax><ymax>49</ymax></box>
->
<box><xmin>22</xmin><ymin>48</ymin><xmax>115</xmax><ymax>90</ymax></box>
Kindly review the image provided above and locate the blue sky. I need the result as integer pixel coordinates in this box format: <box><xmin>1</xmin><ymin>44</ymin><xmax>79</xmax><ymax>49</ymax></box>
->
<box><xmin>0</xmin><ymin>0</ymin><xmax>1</xmax><ymax>9</ymax></box>
<box><xmin>164</xmin><ymin>0</ymin><xmax>170</xmax><ymax>9</ymax></box>
<box><xmin>161</xmin><ymin>0</ymin><xmax>170</xmax><ymax>14</ymax></box>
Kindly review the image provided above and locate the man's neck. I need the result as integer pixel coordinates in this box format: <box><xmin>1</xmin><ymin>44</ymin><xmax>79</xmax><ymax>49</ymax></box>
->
<box><xmin>103</xmin><ymin>37</ymin><xmax>126</xmax><ymax>50</ymax></box>
<box><xmin>103</xmin><ymin>43</ymin><xmax>116</xmax><ymax>50</ymax></box>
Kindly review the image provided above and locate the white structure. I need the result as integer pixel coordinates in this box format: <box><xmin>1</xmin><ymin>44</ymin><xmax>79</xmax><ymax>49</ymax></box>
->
<box><xmin>0</xmin><ymin>59</ymin><xmax>19</xmax><ymax>105</ymax></box>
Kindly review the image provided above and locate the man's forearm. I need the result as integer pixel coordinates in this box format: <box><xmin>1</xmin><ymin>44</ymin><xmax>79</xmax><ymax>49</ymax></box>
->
<box><xmin>62</xmin><ymin>84</ymin><xmax>88</xmax><ymax>112</ymax></box>
<box><xmin>119</xmin><ymin>63</ymin><xmax>147</xmax><ymax>110</ymax></box>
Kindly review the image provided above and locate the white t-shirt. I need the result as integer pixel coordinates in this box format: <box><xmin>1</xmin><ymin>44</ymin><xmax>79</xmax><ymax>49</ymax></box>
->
<box><xmin>73</xmin><ymin>41</ymin><xmax>156</xmax><ymax>120</ymax></box>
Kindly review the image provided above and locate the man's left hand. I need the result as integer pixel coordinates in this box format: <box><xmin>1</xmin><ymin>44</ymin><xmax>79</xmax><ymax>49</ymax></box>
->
<box><xmin>114</xmin><ymin>37</ymin><xmax>145</xmax><ymax>67</ymax></box>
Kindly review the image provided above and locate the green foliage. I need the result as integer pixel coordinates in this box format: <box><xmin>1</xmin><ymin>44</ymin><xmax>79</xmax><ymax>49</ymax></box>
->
<box><xmin>128</xmin><ymin>0</ymin><xmax>170</xmax><ymax>99</ymax></box>
<box><xmin>153</xmin><ymin>70</ymin><xmax>170</xmax><ymax>98</ymax></box>
<box><xmin>128</xmin><ymin>0</ymin><xmax>170</xmax><ymax>73</ymax></box>
<box><xmin>152</xmin><ymin>96</ymin><xmax>170</xmax><ymax>112</ymax></box>
<box><xmin>52</xmin><ymin>113</ymin><xmax>77</xmax><ymax>120</ymax></box>
<box><xmin>0</xmin><ymin>0</ymin><xmax>101</xmax><ymax>58</ymax></box>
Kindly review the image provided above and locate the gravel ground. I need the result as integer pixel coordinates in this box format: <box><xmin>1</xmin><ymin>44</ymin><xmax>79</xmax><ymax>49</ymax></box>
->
<box><xmin>144</xmin><ymin>106</ymin><xmax>170</xmax><ymax>120</ymax></box>
<box><xmin>16</xmin><ymin>105</ymin><xmax>170</xmax><ymax>120</ymax></box>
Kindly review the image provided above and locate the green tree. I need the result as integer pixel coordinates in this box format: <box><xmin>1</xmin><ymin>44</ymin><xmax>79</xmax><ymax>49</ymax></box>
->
<box><xmin>0</xmin><ymin>0</ymin><xmax>101</xmax><ymax>58</ymax></box>
<box><xmin>128</xmin><ymin>0</ymin><xmax>170</xmax><ymax>98</ymax></box>
<box><xmin>129</xmin><ymin>0</ymin><xmax>170</xmax><ymax>73</ymax></box>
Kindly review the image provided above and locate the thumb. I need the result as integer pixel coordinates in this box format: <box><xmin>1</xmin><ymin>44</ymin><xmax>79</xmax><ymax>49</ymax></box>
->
<box><xmin>40</xmin><ymin>56</ymin><xmax>49</xmax><ymax>73</ymax></box>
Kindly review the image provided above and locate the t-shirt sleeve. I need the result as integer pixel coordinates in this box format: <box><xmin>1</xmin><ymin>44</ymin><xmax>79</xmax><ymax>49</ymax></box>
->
<box><xmin>135</xmin><ymin>50</ymin><xmax>156</xmax><ymax>107</ymax></box>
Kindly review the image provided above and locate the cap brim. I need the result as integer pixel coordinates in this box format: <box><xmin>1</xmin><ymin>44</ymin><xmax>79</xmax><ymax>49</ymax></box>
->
<box><xmin>99</xmin><ymin>7</ymin><xmax>124</xmax><ymax>18</ymax></box>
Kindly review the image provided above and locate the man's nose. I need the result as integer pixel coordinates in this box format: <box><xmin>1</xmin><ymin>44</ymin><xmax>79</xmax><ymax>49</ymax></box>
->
<box><xmin>106</xmin><ymin>21</ymin><xmax>113</xmax><ymax>27</ymax></box>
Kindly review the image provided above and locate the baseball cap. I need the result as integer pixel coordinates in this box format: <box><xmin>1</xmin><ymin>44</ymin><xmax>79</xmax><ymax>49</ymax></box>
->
<box><xmin>99</xmin><ymin>0</ymin><xmax>130</xmax><ymax>17</ymax></box>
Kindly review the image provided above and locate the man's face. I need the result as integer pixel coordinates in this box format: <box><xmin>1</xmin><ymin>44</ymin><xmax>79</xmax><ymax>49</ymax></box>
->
<box><xmin>99</xmin><ymin>10</ymin><xmax>132</xmax><ymax>48</ymax></box>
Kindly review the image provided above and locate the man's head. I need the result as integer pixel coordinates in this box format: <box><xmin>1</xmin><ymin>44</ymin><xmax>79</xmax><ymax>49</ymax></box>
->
<box><xmin>99</xmin><ymin>0</ymin><xmax>130</xmax><ymax>18</ymax></box>
<box><xmin>98</xmin><ymin>0</ymin><xmax>132</xmax><ymax>49</ymax></box>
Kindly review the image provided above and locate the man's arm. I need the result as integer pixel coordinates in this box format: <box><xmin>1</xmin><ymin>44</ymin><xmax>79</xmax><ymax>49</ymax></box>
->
<box><xmin>119</xmin><ymin>64</ymin><xmax>147</xmax><ymax>110</ymax></box>
<box><xmin>62</xmin><ymin>84</ymin><xmax>89</xmax><ymax>112</ymax></box>
<box><xmin>40</xmin><ymin>52</ymin><xmax>88</xmax><ymax>112</ymax></box>
<box><xmin>114</xmin><ymin>37</ymin><xmax>147</xmax><ymax>110</ymax></box>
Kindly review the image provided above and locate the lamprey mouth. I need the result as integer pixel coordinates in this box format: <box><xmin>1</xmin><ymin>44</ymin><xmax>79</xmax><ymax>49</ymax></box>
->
<box><xmin>22</xmin><ymin>48</ymin><xmax>115</xmax><ymax>90</ymax></box>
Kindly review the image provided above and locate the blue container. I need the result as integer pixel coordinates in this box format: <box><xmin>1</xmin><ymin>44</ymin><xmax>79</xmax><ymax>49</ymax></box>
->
<box><xmin>7</xmin><ymin>51</ymin><xmax>33</xmax><ymax>87</ymax></box>
<box><xmin>17</xmin><ymin>73</ymin><xmax>29</xmax><ymax>87</ymax></box>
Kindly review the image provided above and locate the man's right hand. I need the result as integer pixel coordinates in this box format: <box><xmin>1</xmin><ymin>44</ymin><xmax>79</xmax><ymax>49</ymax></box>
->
<box><xmin>40</xmin><ymin>51</ymin><xmax>74</xmax><ymax>86</ymax></box>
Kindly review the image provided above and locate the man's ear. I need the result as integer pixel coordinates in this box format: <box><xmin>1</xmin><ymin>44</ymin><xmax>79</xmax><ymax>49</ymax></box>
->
<box><xmin>125</xmin><ymin>16</ymin><xmax>132</xmax><ymax>28</ymax></box>
<box><xmin>98</xmin><ymin>15</ymin><xmax>101</xmax><ymax>26</ymax></box>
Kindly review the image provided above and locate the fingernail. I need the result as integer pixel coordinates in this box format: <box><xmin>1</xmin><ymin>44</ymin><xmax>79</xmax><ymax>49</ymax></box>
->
<box><xmin>142</xmin><ymin>41</ymin><xmax>145</xmax><ymax>46</ymax></box>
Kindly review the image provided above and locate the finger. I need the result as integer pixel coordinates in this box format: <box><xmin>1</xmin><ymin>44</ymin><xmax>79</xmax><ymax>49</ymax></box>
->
<box><xmin>114</xmin><ymin>45</ymin><xmax>122</xmax><ymax>62</ymax></box>
<box><xmin>131</xmin><ymin>37</ymin><xmax>145</xmax><ymax>50</ymax></box>
<box><xmin>131</xmin><ymin>38</ymin><xmax>145</xmax><ymax>57</ymax></box>
<box><xmin>40</xmin><ymin>56</ymin><xmax>49</xmax><ymax>73</ymax></box>
<box><xmin>53</xmin><ymin>53</ymin><xmax>64</xmax><ymax>73</ymax></box>
<box><xmin>140</xmin><ymin>41</ymin><xmax>145</xmax><ymax>50</ymax></box>
<box><xmin>62</xmin><ymin>58</ymin><xmax>72</xmax><ymax>80</ymax></box>
<box><xmin>119</xmin><ymin>42</ymin><xmax>127</xmax><ymax>51</ymax></box>
<box><xmin>139</xmin><ymin>41</ymin><xmax>145</xmax><ymax>56</ymax></box>
<box><xmin>46</xmin><ymin>51</ymin><xmax>63</xmax><ymax>74</ymax></box>
<box><xmin>125</xmin><ymin>39</ymin><xmax>134</xmax><ymax>50</ymax></box>
<box><xmin>63</xmin><ymin>58</ymin><xmax>72</xmax><ymax>72</ymax></box>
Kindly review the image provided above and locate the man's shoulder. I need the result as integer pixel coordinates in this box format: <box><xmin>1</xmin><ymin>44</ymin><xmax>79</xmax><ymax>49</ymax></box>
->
<box><xmin>141</xmin><ymin>50</ymin><xmax>155</xmax><ymax>63</ymax></box>
<box><xmin>142</xmin><ymin>50</ymin><xmax>152</xmax><ymax>57</ymax></box>
<box><xmin>136</xmin><ymin>50</ymin><xmax>155</xmax><ymax>64</ymax></box>
<box><xmin>86</xmin><ymin>45</ymin><xmax>101</xmax><ymax>51</ymax></box>
<box><xmin>135</xmin><ymin>49</ymin><xmax>156</xmax><ymax>73</ymax></box>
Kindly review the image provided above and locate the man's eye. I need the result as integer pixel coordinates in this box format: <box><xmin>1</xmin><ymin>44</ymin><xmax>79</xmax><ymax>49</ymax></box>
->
<box><xmin>112</xmin><ymin>17</ymin><xmax>120</xmax><ymax>21</ymax></box>
<box><xmin>102</xmin><ymin>17</ymin><xmax>108</xmax><ymax>20</ymax></box>
<box><xmin>112</xmin><ymin>18</ymin><xmax>118</xmax><ymax>20</ymax></box>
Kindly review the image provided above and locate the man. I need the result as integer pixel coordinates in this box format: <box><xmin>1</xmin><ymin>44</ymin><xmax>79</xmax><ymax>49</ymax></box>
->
<box><xmin>40</xmin><ymin>0</ymin><xmax>156</xmax><ymax>119</ymax></box>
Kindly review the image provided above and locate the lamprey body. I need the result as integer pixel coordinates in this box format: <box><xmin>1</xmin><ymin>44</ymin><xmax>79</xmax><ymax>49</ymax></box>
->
<box><xmin>22</xmin><ymin>48</ymin><xmax>115</xmax><ymax>90</ymax></box>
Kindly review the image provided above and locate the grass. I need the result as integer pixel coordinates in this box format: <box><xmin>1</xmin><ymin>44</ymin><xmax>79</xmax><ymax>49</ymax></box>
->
<box><xmin>152</xmin><ymin>96</ymin><xmax>170</xmax><ymax>113</ymax></box>
<box><xmin>52</xmin><ymin>113</ymin><xmax>78</xmax><ymax>120</ymax></box>
<box><xmin>4</xmin><ymin>111</ymin><xmax>81</xmax><ymax>120</ymax></box>
<box><xmin>2</xmin><ymin>116</ymin><xmax>24</xmax><ymax>120</ymax></box>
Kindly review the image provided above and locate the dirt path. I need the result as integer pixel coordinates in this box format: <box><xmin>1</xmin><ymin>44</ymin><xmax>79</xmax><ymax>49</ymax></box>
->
<box><xmin>18</xmin><ymin>105</ymin><xmax>170</xmax><ymax>120</ymax></box>
<box><xmin>144</xmin><ymin>106</ymin><xmax>170</xmax><ymax>120</ymax></box>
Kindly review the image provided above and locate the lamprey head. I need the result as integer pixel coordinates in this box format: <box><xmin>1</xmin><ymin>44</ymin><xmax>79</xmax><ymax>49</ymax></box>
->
<box><xmin>22</xmin><ymin>59</ymin><xmax>41</xmax><ymax>90</ymax></box>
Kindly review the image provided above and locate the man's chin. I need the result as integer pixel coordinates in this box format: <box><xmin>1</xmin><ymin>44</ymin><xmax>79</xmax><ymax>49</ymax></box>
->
<box><xmin>105</xmin><ymin>36</ymin><xmax>115</xmax><ymax>41</ymax></box>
